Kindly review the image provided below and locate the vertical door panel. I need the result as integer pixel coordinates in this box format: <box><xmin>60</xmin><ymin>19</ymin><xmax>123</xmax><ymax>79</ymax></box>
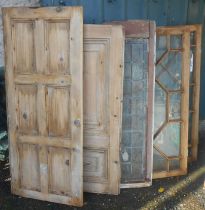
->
<box><xmin>16</xmin><ymin>85</ymin><xmax>38</xmax><ymax>134</ymax></box>
<box><xmin>13</xmin><ymin>21</ymin><xmax>35</xmax><ymax>74</ymax></box>
<box><xmin>46</xmin><ymin>86</ymin><xmax>71</xmax><ymax>137</ymax></box>
<box><xmin>83</xmin><ymin>25</ymin><xmax>124</xmax><ymax>194</ymax></box>
<box><xmin>3</xmin><ymin>7</ymin><xmax>83</xmax><ymax>206</ymax></box>
<box><xmin>19</xmin><ymin>143</ymin><xmax>40</xmax><ymax>191</ymax></box>
<box><xmin>46</xmin><ymin>20</ymin><xmax>70</xmax><ymax>74</ymax></box>
<box><xmin>48</xmin><ymin>147</ymin><xmax>71</xmax><ymax>195</ymax></box>
<box><xmin>83</xmin><ymin>149</ymin><xmax>108</xmax><ymax>181</ymax></box>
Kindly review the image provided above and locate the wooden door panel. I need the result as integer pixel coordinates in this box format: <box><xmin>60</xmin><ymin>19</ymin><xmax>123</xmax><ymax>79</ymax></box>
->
<box><xmin>48</xmin><ymin>147</ymin><xmax>71</xmax><ymax>195</ymax></box>
<box><xmin>13</xmin><ymin>21</ymin><xmax>35</xmax><ymax>74</ymax></box>
<box><xmin>19</xmin><ymin>143</ymin><xmax>40</xmax><ymax>191</ymax></box>
<box><xmin>46</xmin><ymin>20</ymin><xmax>70</xmax><ymax>74</ymax></box>
<box><xmin>16</xmin><ymin>85</ymin><xmax>38</xmax><ymax>134</ymax></box>
<box><xmin>83</xmin><ymin>149</ymin><xmax>108</xmax><ymax>181</ymax></box>
<box><xmin>83</xmin><ymin>25</ymin><xmax>124</xmax><ymax>195</ymax></box>
<box><xmin>3</xmin><ymin>7</ymin><xmax>83</xmax><ymax>206</ymax></box>
<box><xmin>84</xmin><ymin>43</ymin><xmax>108</xmax><ymax>135</ymax></box>
<box><xmin>46</xmin><ymin>86</ymin><xmax>71</xmax><ymax>137</ymax></box>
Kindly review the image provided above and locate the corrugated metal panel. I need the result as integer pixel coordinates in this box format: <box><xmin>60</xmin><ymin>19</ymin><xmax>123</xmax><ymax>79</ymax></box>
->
<box><xmin>41</xmin><ymin>0</ymin><xmax>203</xmax><ymax>25</ymax></box>
<box><xmin>147</xmin><ymin>0</ymin><xmax>168</xmax><ymax>25</ymax></box>
<box><xmin>126</xmin><ymin>0</ymin><xmax>148</xmax><ymax>20</ymax></box>
<box><xmin>79</xmin><ymin>0</ymin><xmax>102</xmax><ymax>23</ymax></box>
<box><xmin>41</xmin><ymin>0</ymin><xmax>205</xmax><ymax>119</ymax></box>
<box><xmin>103</xmin><ymin>0</ymin><xmax>126</xmax><ymax>21</ymax></box>
<box><xmin>167</xmin><ymin>0</ymin><xmax>188</xmax><ymax>25</ymax></box>
<box><xmin>41</xmin><ymin>0</ymin><xmax>204</xmax><ymax>25</ymax></box>
<box><xmin>187</xmin><ymin>0</ymin><xmax>204</xmax><ymax>24</ymax></box>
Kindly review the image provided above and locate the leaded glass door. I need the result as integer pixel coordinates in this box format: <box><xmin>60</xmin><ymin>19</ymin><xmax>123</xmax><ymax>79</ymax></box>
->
<box><xmin>109</xmin><ymin>21</ymin><xmax>155</xmax><ymax>187</ymax></box>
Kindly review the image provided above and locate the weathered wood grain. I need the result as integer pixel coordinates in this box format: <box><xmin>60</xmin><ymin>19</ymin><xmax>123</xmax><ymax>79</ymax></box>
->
<box><xmin>83</xmin><ymin>24</ymin><xmax>124</xmax><ymax>195</ymax></box>
<box><xmin>3</xmin><ymin>7</ymin><xmax>83</xmax><ymax>206</ymax></box>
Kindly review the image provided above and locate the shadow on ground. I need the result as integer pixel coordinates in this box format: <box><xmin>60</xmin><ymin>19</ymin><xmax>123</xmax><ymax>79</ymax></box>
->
<box><xmin>0</xmin><ymin>136</ymin><xmax>205</xmax><ymax>210</ymax></box>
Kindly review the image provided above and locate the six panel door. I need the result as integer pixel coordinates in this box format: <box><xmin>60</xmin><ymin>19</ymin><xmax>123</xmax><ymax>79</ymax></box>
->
<box><xmin>3</xmin><ymin>7</ymin><xmax>83</xmax><ymax>206</ymax></box>
<box><xmin>83</xmin><ymin>25</ymin><xmax>124</xmax><ymax>194</ymax></box>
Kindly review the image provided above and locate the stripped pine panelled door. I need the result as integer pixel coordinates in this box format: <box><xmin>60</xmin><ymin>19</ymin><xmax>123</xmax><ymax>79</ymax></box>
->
<box><xmin>3</xmin><ymin>7</ymin><xmax>83</xmax><ymax>206</ymax></box>
<box><xmin>83</xmin><ymin>25</ymin><xmax>124</xmax><ymax>194</ymax></box>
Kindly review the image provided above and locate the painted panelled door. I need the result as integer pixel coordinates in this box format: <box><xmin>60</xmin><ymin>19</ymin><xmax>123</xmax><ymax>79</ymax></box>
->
<box><xmin>83</xmin><ymin>25</ymin><xmax>124</xmax><ymax>194</ymax></box>
<box><xmin>3</xmin><ymin>7</ymin><xmax>83</xmax><ymax>206</ymax></box>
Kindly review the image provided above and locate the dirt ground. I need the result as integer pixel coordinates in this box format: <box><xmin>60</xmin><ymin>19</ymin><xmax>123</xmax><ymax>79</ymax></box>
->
<box><xmin>0</xmin><ymin>136</ymin><xmax>205</xmax><ymax>210</ymax></box>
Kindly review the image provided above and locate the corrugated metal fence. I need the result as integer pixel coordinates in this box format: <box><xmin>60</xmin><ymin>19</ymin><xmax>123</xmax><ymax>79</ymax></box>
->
<box><xmin>41</xmin><ymin>0</ymin><xmax>205</xmax><ymax>119</ymax></box>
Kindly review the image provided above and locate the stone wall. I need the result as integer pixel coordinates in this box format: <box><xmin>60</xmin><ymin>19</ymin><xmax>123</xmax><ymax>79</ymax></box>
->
<box><xmin>0</xmin><ymin>0</ymin><xmax>40</xmax><ymax>67</ymax></box>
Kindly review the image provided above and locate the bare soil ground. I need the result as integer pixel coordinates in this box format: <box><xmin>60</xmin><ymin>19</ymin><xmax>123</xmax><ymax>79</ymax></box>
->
<box><xmin>0</xmin><ymin>136</ymin><xmax>205</xmax><ymax>210</ymax></box>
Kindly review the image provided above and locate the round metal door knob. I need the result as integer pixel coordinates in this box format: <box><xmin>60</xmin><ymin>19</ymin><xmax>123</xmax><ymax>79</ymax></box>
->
<box><xmin>74</xmin><ymin>119</ymin><xmax>81</xmax><ymax>127</ymax></box>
